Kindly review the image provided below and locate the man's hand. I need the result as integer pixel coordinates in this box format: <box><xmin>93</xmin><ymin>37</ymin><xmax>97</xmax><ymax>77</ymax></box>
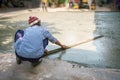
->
<box><xmin>61</xmin><ymin>45</ymin><xmax>68</xmax><ymax>49</ymax></box>
<box><xmin>44</xmin><ymin>49</ymin><xmax>49</xmax><ymax>54</ymax></box>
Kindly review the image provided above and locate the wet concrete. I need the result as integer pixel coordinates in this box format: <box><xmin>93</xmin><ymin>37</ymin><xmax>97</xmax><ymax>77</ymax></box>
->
<box><xmin>47</xmin><ymin>12</ymin><xmax>120</xmax><ymax>69</ymax></box>
<box><xmin>94</xmin><ymin>12</ymin><xmax>120</xmax><ymax>68</ymax></box>
<box><xmin>0</xmin><ymin>11</ymin><xmax>120</xmax><ymax>69</ymax></box>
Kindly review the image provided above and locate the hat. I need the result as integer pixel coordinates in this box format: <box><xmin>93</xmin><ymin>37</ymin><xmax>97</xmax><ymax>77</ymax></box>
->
<box><xmin>28</xmin><ymin>16</ymin><xmax>40</xmax><ymax>26</ymax></box>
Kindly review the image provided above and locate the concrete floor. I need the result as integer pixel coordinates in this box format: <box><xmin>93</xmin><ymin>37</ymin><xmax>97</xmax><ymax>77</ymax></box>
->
<box><xmin>0</xmin><ymin>7</ymin><xmax>120</xmax><ymax>80</ymax></box>
<box><xmin>0</xmin><ymin>53</ymin><xmax>120</xmax><ymax>80</ymax></box>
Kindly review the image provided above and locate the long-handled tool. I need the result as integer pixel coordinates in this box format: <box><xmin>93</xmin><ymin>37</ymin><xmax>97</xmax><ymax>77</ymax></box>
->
<box><xmin>42</xmin><ymin>35</ymin><xmax>103</xmax><ymax>57</ymax></box>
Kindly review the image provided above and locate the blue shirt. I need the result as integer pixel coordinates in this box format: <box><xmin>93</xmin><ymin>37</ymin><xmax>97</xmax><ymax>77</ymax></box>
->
<box><xmin>14</xmin><ymin>25</ymin><xmax>57</xmax><ymax>58</ymax></box>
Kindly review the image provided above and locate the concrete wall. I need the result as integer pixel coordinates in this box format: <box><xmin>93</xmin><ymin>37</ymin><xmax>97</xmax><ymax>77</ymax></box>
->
<box><xmin>23</xmin><ymin>0</ymin><xmax>41</xmax><ymax>8</ymax></box>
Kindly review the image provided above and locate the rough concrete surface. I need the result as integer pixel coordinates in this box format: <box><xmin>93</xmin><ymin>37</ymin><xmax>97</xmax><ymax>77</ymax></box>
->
<box><xmin>0</xmin><ymin>53</ymin><xmax>120</xmax><ymax>80</ymax></box>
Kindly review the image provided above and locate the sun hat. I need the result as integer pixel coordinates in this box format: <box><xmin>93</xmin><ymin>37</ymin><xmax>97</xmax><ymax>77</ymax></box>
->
<box><xmin>28</xmin><ymin>16</ymin><xmax>40</xmax><ymax>26</ymax></box>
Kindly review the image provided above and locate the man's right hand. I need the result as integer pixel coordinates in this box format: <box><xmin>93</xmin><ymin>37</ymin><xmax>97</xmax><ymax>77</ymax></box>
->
<box><xmin>61</xmin><ymin>45</ymin><xmax>68</xmax><ymax>49</ymax></box>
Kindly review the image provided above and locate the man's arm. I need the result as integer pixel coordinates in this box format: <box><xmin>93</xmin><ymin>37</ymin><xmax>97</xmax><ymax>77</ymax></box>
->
<box><xmin>55</xmin><ymin>40</ymin><xmax>67</xmax><ymax>49</ymax></box>
<box><xmin>43</xmin><ymin>29</ymin><xmax>67</xmax><ymax>49</ymax></box>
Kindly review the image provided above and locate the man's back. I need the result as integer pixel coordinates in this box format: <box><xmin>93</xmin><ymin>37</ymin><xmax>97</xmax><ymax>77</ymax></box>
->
<box><xmin>16</xmin><ymin>25</ymin><xmax>45</xmax><ymax>58</ymax></box>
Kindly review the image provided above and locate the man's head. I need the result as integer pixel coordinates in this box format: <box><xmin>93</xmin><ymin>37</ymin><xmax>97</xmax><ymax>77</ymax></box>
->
<box><xmin>28</xmin><ymin>16</ymin><xmax>41</xmax><ymax>26</ymax></box>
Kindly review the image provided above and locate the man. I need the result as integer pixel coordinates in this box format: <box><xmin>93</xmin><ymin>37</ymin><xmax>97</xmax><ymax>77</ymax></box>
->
<box><xmin>115</xmin><ymin>0</ymin><xmax>120</xmax><ymax>10</ymax></box>
<box><xmin>68</xmin><ymin>0</ymin><xmax>74</xmax><ymax>8</ymax></box>
<box><xmin>41</xmin><ymin>0</ymin><xmax>48</xmax><ymax>11</ymax></box>
<box><xmin>14</xmin><ymin>16</ymin><xmax>67</xmax><ymax>67</ymax></box>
